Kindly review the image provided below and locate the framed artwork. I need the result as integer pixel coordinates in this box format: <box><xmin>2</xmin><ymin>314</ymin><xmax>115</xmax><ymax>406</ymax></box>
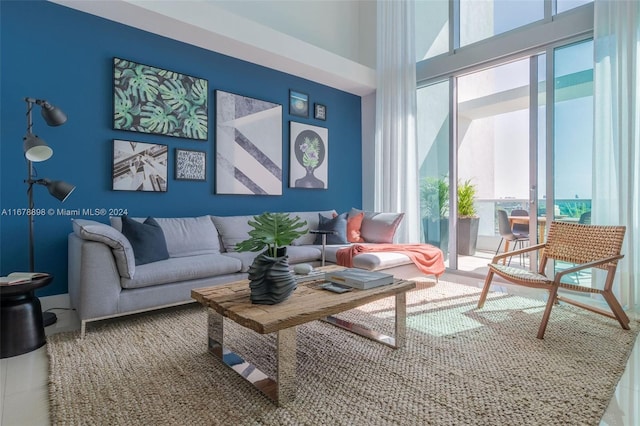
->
<box><xmin>289</xmin><ymin>121</ymin><xmax>328</xmax><ymax>189</ymax></box>
<box><xmin>289</xmin><ymin>90</ymin><xmax>308</xmax><ymax>118</ymax></box>
<box><xmin>215</xmin><ymin>90</ymin><xmax>283</xmax><ymax>195</ymax></box>
<box><xmin>112</xmin><ymin>139</ymin><xmax>168</xmax><ymax>192</ymax></box>
<box><xmin>175</xmin><ymin>149</ymin><xmax>206</xmax><ymax>181</ymax></box>
<box><xmin>113</xmin><ymin>57</ymin><xmax>208</xmax><ymax>140</ymax></box>
<box><xmin>314</xmin><ymin>103</ymin><xmax>326</xmax><ymax>121</ymax></box>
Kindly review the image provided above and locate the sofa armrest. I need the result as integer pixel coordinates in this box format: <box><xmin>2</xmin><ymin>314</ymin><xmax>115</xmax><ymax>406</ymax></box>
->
<box><xmin>68</xmin><ymin>233</ymin><xmax>121</xmax><ymax>321</ymax></box>
<box><xmin>71</xmin><ymin>218</ymin><xmax>135</xmax><ymax>278</ymax></box>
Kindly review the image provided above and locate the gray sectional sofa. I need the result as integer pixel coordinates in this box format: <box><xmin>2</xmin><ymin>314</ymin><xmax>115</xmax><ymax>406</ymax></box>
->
<box><xmin>68</xmin><ymin>210</ymin><xmax>427</xmax><ymax>336</ymax></box>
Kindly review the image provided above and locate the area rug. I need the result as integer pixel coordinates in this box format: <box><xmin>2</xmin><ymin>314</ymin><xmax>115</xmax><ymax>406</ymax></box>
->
<box><xmin>47</xmin><ymin>281</ymin><xmax>639</xmax><ymax>425</ymax></box>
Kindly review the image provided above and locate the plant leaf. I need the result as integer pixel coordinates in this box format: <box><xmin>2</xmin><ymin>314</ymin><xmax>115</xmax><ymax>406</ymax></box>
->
<box><xmin>235</xmin><ymin>212</ymin><xmax>308</xmax><ymax>254</ymax></box>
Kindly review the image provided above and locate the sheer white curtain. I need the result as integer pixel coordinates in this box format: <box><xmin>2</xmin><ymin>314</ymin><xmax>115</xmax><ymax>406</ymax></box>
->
<box><xmin>374</xmin><ymin>0</ymin><xmax>419</xmax><ymax>243</ymax></box>
<box><xmin>593</xmin><ymin>0</ymin><xmax>640</xmax><ymax>309</ymax></box>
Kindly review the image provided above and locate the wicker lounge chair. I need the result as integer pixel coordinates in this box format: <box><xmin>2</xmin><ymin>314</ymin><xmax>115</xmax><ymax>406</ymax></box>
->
<box><xmin>477</xmin><ymin>221</ymin><xmax>629</xmax><ymax>339</ymax></box>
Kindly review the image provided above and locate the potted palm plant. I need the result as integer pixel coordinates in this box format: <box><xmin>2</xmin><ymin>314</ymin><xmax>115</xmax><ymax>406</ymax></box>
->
<box><xmin>421</xmin><ymin>176</ymin><xmax>449</xmax><ymax>257</ymax></box>
<box><xmin>456</xmin><ymin>179</ymin><xmax>479</xmax><ymax>256</ymax></box>
<box><xmin>236</xmin><ymin>212</ymin><xmax>308</xmax><ymax>304</ymax></box>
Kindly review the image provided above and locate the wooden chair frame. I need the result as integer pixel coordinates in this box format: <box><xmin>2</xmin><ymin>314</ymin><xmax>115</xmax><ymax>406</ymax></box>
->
<box><xmin>477</xmin><ymin>221</ymin><xmax>630</xmax><ymax>339</ymax></box>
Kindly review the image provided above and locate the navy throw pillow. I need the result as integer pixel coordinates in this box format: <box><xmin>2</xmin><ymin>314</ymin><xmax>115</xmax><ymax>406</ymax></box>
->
<box><xmin>314</xmin><ymin>213</ymin><xmax>348</xmax><ymax>245</ymax></box>
<box><xmin>121</xmin><ymin>215</ymin><xmax>170</xmax><ymax>265</ymax></box>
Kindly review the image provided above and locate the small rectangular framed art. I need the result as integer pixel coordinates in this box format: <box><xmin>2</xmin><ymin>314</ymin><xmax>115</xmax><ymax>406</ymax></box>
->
<box><xmin>175</xmin><ymin>149</ymin><xmax>206</xmax><ymax>181</ymax></box>
<box><xmin>314</xmin><ymin>103</ymin><xmax>326</xmax><ymax>121</ymax></box>
<box><xmin>112</xmin><ymin>139</ymin><xmax>168</xmax><ymax>192</ymax></box>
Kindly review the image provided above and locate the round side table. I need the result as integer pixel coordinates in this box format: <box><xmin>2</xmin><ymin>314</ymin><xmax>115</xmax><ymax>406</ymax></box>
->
<box><xmin>309</xmin><ymin>230</ymin><xmax>337</xmax><ymax>266</ymax></box>
<box><xmin>1</xmin><ymin>274</ymin><xmax>53</xmax><ymax>358</ymax></box>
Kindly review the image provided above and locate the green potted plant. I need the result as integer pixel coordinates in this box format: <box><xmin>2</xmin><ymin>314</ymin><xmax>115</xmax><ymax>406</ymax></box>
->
<box><xmin>236</xmin><ymin>212</ymin><xmax>308</xmax><ymax>305</ymax></box>
<box><xmin>420</xmin><ymin>176</ymin><xmax>449</xmax><ymax>257</ymax></box>
<box><xmin>456</xmin><ymin>179</ymin><xmax>479</xmax><ymax>256</ymax></box>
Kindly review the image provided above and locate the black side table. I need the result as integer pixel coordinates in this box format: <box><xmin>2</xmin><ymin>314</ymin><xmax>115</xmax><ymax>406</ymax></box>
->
<box><xmin>1</xmin><ymin>274</ymin><xmax>53</xmax><ymax>358</ymax></box>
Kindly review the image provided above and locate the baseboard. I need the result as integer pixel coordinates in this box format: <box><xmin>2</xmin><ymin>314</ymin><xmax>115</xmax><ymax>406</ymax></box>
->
<box><xmin>40</xmin><ymin>293</ymin><xmax>71</xmax><ymax>311</ymax></box>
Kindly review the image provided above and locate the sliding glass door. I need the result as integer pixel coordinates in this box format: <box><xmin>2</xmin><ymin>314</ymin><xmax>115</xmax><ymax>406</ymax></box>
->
<box><xmin>417</xmin><ymin>81</ymin><xmax>451</xmax><ymax>263</ymax></box>
<box><xmin>456</xmin><ymin>59</ymin><xmax>533</xmax><ymax>272</ymax></box>
<box><xmin>417</xmin><ymin>39</ymin><xmax>594</xmax><ymax>276</ymax></box>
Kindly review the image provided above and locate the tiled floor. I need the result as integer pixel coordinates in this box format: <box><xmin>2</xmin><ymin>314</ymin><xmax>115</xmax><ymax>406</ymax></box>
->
<box><xmin>1</xmin><ymin>279</ymin><xmax>638</xmax><ymax>426</ymax></box>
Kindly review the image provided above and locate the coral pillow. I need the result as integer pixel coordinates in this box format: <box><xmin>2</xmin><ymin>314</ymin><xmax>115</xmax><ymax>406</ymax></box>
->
<box><xmin>347</xmin><ymin>212</ymin><xmax>365</xmax><ymax>243</ymax></box>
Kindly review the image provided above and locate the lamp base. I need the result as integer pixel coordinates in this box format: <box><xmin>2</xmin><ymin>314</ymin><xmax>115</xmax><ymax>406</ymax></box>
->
<box><xmin>43</xmin><ymin>311</ymin><xmax>57</xmax><ymax>327</ymax></box>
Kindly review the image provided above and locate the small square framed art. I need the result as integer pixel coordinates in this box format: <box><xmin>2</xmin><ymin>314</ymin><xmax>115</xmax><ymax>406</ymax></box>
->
<box><xmin>289</xmin><ymin>90</ymin><xmax>309</xmax><ymax>118</ymax></box>
<box><xmin>175</xmin><ymin>149</ymin><xmax>206</xmax><ymax>181</ymax></box>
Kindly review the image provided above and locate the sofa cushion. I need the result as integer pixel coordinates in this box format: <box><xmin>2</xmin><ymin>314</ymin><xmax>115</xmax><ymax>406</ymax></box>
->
<box><xmin>120</xmin><ymin>254</ymin><xmax>242</xmax><ymax>289</ymax></box>
<box><xmin>352</xmin><ymin>251</ymin><xmax>413</xmax><ymax>271</ymax></box>
<box><xmin>312</xmin><ymin>244</ymin><xmax>350</xmax><ymax>264</ymax></box>
<box><xmin>321</xmin><ymin>244</ymin><xmax>413</xmax><ymax>271</ymax></box>
<box><xmin>285</xmin><ymin>245</ymin><xmax>323</xmax><ymax>264</ymax></box>
<box><xmin>315</xmin><ymin>212</ymin><xmax>348</xmax><ymax>244</ymax></box>
<box><xmin>210</xmin><ymin>215</ymin><xmax>255</xmax><ymax>252</ymax></box>
<box><xmin>111</xmin><ymin>216</ymin><xmax>221</xmax><ymax>257</ymax></box>
<box><xmin>350</xmin><ymin>208</ymin><xmax>404</xmax><ymax>243</ymax></box>
<box><xmin>72</xmin><ymin>218</ymin><xmax>135</xmax><ymax>278</ymax></box>
<box><xmin>212</xmin><ymin>211</ymin><xmax>336</xmax><ymax>251</ymax></box>
<box><xmin>222</xmin><ymin>246</ymin><xmax>322</xmax><ymax>272</ymax></box>
<box><xmin>121</xmin><ymin>216</ymin><xmax>170</xmax><ymax>266</ymax></box>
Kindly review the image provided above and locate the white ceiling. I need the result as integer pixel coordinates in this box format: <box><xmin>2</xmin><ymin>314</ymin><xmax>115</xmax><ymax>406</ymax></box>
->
<box><xmin>50</xmin><ymin>0</ymin><xmax>377</xmax><ymax>96</ymax></box>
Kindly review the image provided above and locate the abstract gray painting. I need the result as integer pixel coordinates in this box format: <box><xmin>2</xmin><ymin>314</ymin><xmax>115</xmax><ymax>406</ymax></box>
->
<box><xmin>215</xmin><ymin>90</ymin><xmax>283</xmax><ymax>195</ymax></box>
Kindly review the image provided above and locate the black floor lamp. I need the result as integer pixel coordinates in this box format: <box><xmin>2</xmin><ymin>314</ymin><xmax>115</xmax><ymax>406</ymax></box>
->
<box><xmin>23</xmin><ymin>97</ymin><xmax>75</xmax><ymax>326</ymax></box>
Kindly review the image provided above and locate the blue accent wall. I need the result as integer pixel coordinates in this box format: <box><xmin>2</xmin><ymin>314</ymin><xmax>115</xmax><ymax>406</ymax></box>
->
<box><xmin>0</xmin><ymin>1</ymin><xmax>362</xmax><ymax>296</ymax></box>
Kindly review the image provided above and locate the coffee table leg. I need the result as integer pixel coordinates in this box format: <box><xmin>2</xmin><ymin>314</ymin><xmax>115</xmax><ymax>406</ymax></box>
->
<box><xmin>394</xmin><ymin>292</ymin><xmax>407</xmax><ymax>349</ymax></box>
<box><xmin>276</xmin><ymin>327</ymin><xmax>297</xmax><ymax>404</ymax></box>
<box><xmin>207</xmin><ymin>309</ymin><xmax>297</xmax><ymax>406</ymax></box>
<box><xmin>208</xmin><ymin>309</ymin><xmax>224</xmax><ymax>356</ymax></box>
<box><xmin>323</xmin><ymin>290</ymin><xmax>409</xmax><ymax>349</ymax></box>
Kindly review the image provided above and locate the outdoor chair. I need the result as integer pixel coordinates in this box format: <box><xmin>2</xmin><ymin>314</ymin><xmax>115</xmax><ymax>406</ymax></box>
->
<box><xmin>495</xmin><ymin>209</ymin><xmax>528</xmax><ymax>265</ymax></box>
<box><xmin>510</xmin><ymin>208</ymin><xmax>530</xmax><ymax>235</ymax></box>
<box><xmin>579</xmin><ymin>211</ymin><xmax>591</xmax><ymax>224</ymax></box>
<box><xmin>477</xmin><ymin>221</ymin><xmax>629</xmax><ymax>339</ymax></box>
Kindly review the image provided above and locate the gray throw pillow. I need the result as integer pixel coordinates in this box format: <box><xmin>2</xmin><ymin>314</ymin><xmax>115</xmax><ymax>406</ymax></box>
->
<box><xmin>121</xmin><ymin>216</ymin><xmax>170</xmax><ymax>265</ymax></box>
<box><xmin>314</xmin><ymin>213</ymin><xmax>348</xmax><ymax>244</ymax></box>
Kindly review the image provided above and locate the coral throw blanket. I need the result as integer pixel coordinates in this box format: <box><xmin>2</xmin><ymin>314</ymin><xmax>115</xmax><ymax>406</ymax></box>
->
<box><xmin>336</xmin><ymin>244</ymin><xmax>445</xmax><ymax>277</ymax></box>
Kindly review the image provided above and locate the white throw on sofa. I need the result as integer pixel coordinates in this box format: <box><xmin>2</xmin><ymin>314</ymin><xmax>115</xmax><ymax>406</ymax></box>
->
<box><xmin>68</xmin><ymin>210</ymin><xmax>426</xmax><ymax>336</ymax></box>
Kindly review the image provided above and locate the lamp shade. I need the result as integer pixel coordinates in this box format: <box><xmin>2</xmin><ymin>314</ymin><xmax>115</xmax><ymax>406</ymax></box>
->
<box><xmin>39</xmin><ymin>101</ymin><xmax>67</xmax><ymax>126</ymax></box>
<box><xmin>23</xmin><ymin>134</ymin><xmax>53</xmax><ymax>162</ymax></box>
<box><xmin>42</xmin><ymin>179</ymin><xmax>75</xmax><ymax>202</ymax></box>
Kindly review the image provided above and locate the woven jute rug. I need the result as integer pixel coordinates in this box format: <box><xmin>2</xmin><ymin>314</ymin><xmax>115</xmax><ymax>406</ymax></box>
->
<box><xmin>48</xmin><ymin>281</ymin><xmax>638</xmax><ymax>425</ymax></box>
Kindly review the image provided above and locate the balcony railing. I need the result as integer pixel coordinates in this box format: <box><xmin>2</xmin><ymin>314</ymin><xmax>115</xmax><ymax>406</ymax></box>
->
<box><xmin>477</xmin><ymin>198</ymin><xmax>592</xmax><ymax>239</ymax></box>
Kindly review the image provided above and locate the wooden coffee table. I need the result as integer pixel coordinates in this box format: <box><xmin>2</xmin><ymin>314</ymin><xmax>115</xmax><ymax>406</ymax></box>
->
<box><xmin>191</xmin><ymin>265</ymin><xmax>415</xmax><ymax>405</ymax></box>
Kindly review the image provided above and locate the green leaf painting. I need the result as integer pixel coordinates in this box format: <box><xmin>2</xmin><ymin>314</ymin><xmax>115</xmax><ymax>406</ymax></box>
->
<box><xmin>113</xmin><ymin>58</ymin><xmax>208</xmax><ymax>140</ymax></box>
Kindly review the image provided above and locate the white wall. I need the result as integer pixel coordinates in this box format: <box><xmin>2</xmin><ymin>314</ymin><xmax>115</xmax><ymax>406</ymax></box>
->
<box><xmin>51</xmin><ymin>0</ymin><xmax>376</xmax><ymax>96</ymax></box>
<box><xmin>214</xmin><ymin>0</ymin><xmax>376</xmax><ymax>68</ymax></box>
